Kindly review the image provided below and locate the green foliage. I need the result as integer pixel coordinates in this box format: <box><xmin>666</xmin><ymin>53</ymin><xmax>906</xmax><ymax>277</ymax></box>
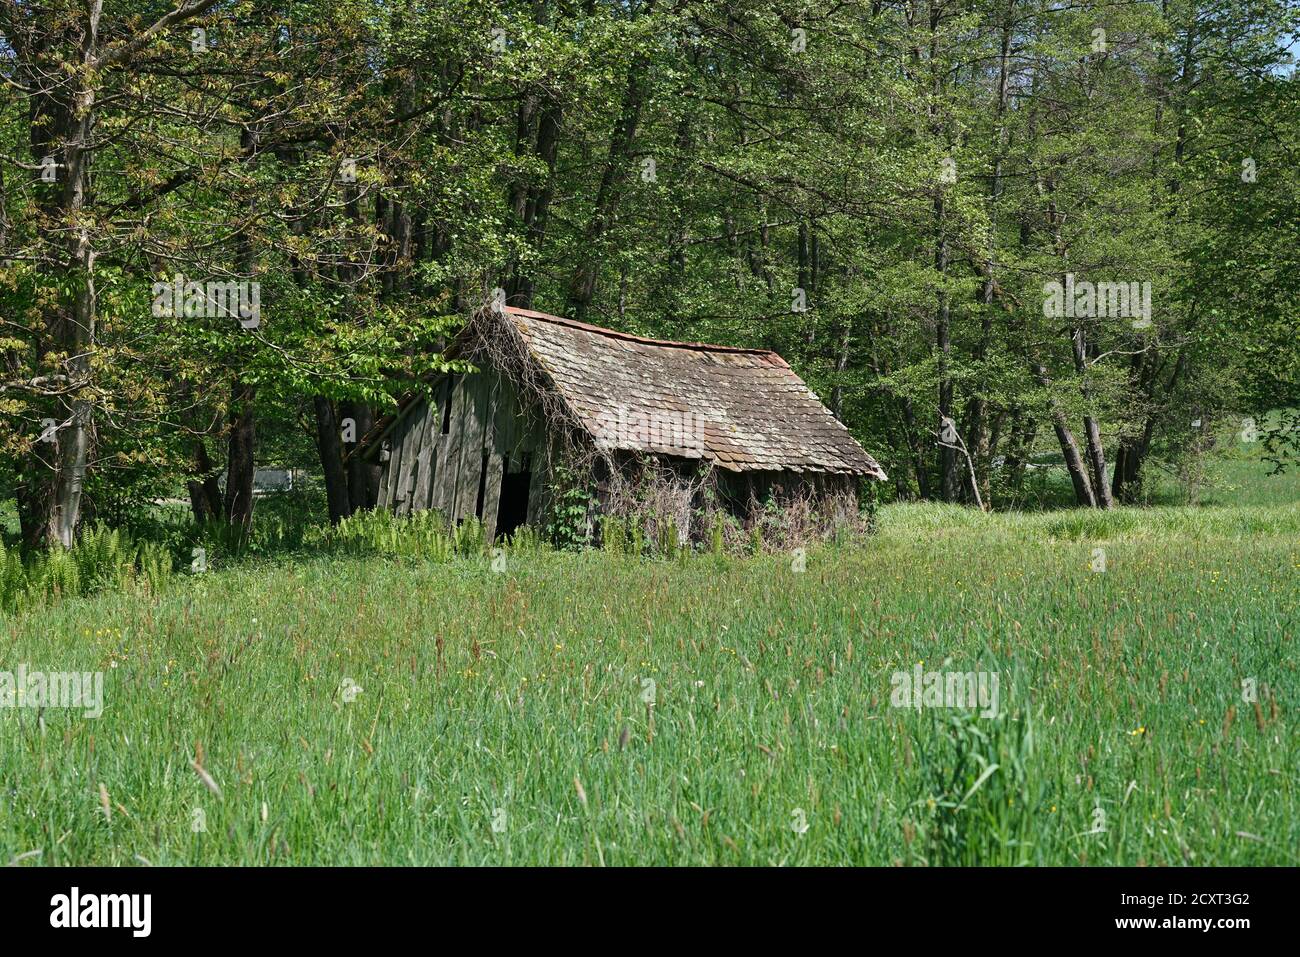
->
<box><xmin>599</xmin><ymin>514</ymin><xmax>628</xmax><ymax>554</ymax></box>
<box><xmin>0</xmin><ymin>525</ymin><xmax>176</xmax><ymax>613</ymax></box>
<box><xmin>3</xmin><ymin>0</ymin><xmax>1299</xmax><ymax>540</ymax></box>
<box><xmin>543</xmin><ymin>465</ymin><xmax>594</xmax><ymax>551</ymax></box>
<box><xmin>658</xmin><ymin>517</ymin><xmax>680</xmax><ymax>559</ymax></box>
<box><xmin>311</xmin><ymin>509</ymin><xmax>457</xmax><ymax>561</ymax></box>
<box><xmin>135</xmin><ymin>541</ymin><xmax>176</xmax><ymax>595</ymax></box>
<box><xmin>453</xmin><ymin>518</ymin><xmax>487</xmax><ymax>557</ymax></box>
<box><xmin>306</xmin><ymin>509</ymin><xmax>511</xmax><ymax>563</ymax></box>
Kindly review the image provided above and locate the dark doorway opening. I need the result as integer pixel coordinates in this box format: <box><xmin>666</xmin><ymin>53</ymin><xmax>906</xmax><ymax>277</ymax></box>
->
<box><xmin>495</xmin><ymin>467</ymin><xmax>531</xmax><ymax>540</ymax></box>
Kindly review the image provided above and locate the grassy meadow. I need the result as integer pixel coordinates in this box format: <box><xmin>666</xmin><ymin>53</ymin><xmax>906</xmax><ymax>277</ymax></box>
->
<box><xmin>2</xmin><ymin>477</ymin><xmax>1297</xmax><ymax>866</ymax></box>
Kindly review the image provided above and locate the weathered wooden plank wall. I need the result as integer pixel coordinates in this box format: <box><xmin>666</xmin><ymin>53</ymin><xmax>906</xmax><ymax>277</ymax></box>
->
<box><xmin>374</xmin><ymin>369</ymin><xmax>546</xmax><ymax>539</ymax></box>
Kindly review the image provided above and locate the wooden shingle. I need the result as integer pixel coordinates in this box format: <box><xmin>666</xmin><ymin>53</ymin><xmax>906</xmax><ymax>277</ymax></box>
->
<box><xmin>503</xmin><ymin>307</ymin><xmax>886</xmax><ymax>479</ymax></box>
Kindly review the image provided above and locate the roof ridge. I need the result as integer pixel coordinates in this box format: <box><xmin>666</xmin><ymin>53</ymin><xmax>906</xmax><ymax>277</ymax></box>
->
<box><xmin>503</xmin><ymin>306</ymin><xmax>788</xmax><ymax>364</ymax></box>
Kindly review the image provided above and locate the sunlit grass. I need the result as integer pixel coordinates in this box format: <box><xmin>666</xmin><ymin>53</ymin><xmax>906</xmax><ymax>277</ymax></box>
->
<box><xmin>2</xmin><ymin>497</ymin><xmax>1295</xmax><ymax>865</ymax></box>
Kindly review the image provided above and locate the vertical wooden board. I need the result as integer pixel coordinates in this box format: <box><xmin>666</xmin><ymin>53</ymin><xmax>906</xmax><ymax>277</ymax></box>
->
<box><xmin>420</xmin><ymin>377</ymin><xmax>442</xmax><ymax>515</ymax></box>
<box><xmin>403</xmin><ymin>409</ymin><xmax>427</xmax><ymax>512</ymax></box>
<box><xmin>481</xmin><ymin>453</ymin><xmax>505</xmax><ymax>540</ymax></box>
<box><xmin>477</xmin><ymin>379</ymin><xmax>501</xmax><ymax>536</ymax></box>
<box><xmin>500</xmin><ymin>376</ymin><xmax>532</xmax><ymax>469</ymax></box>
<box><xmin>504</xmin><ymin>404</ymin><xmax>524</xmax><ymax>473</ymax></box>
<box><xmin>515</xmin><ymin>395</ymin><xmax>540</xmax><ymax>466</ymax></box>
<box><xmin>525</xmin><ymin>471</ymin><xmax>545</xmax><ymax>527</ymax></box>
<box><xmin>394</xmin><ymin>410</ymin><xmax>421</xmax><ymax>515</ymax></box>
<box><xmin>421</xmin><ymin>442</ymin><xmax>440</xmax><ymax>512</ymax></box>
<box><xmin>524</xmin><ymin>424</ymin><xmax>551</xmax><ymax>527</ymax></box>
<box><xmin>411</xmin><ymin>403</ymin><xmax>436</xmax><ymax>513</ymax></box>
<box><xmin>430</xmin><ymin>376</ymin><xmax>463</xmax><ymax>517</ymax></box>
<box><xmin>380</xmin><ymin>415</ymin><xmax>405</xmax><ymax>510</ymax></box>
<box><xmin>376</xmin><ymin>423</ymin><xmax>396</xmax><ymax>509</ymax></box>
<box><xmin>426</xmin><ymin>427</ymin><xmax>446</xmax><ymax>514</ymax></box>
<box><xmin>480</xmin><ymin>372</ymin><xmax>498</xmax><ymax>470</ymax></box>
<box><xmin>504</xmin><ymin>382</ymin><xmax>530</xmax><ymax>465</ymax></box>
<box><xmin>429</xmin><ymin>437</ymin><xmax>452</xmax><ymax>516</ymax></box>
<box><xmin>494</xmin><ymin>379</ymin><xmax>515</xmax><ymax>466</ymax></box>
<box><xmin>376</xmin><ymin>451</ymin><xmax>392</xmax><ymax>508</ymax></box>
<box><xmin>405</xmin><ymin>408</ymin><xmax>433</xmax><ymax>516</ymax></box>
<box><xmin>389</xmin><ymin>407</ymin><xmax>410</xmax><ymax>514</ymax></box>
<box><xmin>445</xmin><ymin>375</ymin><xmax>474</xmax><ymax>520</ymax></box>
<box><xmin>455</xmin><ymin>377</ymin><xmax>490</xmax><ymax>523</ymax></box>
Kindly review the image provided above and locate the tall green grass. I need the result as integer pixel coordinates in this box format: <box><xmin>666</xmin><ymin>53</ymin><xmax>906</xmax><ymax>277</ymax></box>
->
<box><xmin>1</xmin><ymin>499</ymin><xmax>1294</xmax><ymax>865</ymax></box>
<box><xmin>915</xmin><ymin>704</ymin><xmax>1050</xmax><ymax>866</ymax></box>
<box><xmin>0</xmin><ymin>501</ymin><xmax>511</xmax><ymax>614</ymax></box>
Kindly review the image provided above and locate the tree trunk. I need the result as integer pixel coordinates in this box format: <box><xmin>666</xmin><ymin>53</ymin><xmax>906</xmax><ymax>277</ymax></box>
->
<box><xmin>830</xmin><ymin>317</ymin><xmax>852</xmax><ymax>420</ymax></box>
<box><xmin>963</xmin><ymin>1</ymin><xmax>1014</xmax><ymax>508</ymax></box>
<box><xmin>186</xmin><ymin>438</ymin><xmax>223</xmax><ymax>523</ymax></box>
<box><xmin>566</xmin><ymin>12</ymin><xmax>652</xmax><ymax>318</ymax></box>
<box><xmin>223</xmin><ymin>383</ymin><xmax>256</xmax><ymax>532</ymax></box>
<box><xmin>1112</xmin><ymin>349</ymin><xmax>1187</xmax><ymax>503</ymax></box>
<box><xmin>11</xmin><ymin>0</ymin><xmax>220</xmax><ymax>547</ymax></box>
<box><xmin>1032</xmin><ymin>360</ymin><xmax>1096</xmax><ymax>507</ymax></box>
<box><xmin>999</xmin><ymin>407</ymin><xmax>1035</xmax><ymax>496</ymax></box>
<box><xmin>313</xmin><ymin>396</ymin><xmax>352</xmax><ymax>525</ymax></box>
<box><xmin>507</xmin><ymin>97</ymin><xmax>561</xmax><ymax>308</ymax></box>
<box><xmin>22</xmin><ymin>7</ymin><xmax>102</xmax><ymax>548</ymax></box>
<box><xmin>341</xmin><ymin>400</ymin><xmax>380</xmax><ymax>511</ymax></box>
<box><xmin>1070</xmin><ymin>327</ymin><xmax>1113</xmax><ymax>508</ymax></box>
<box><xmin>935</xmin><ymin>192</ymin><xmax>959</xmax><ymax>501</ymax></box>
<box><xmin>901</xmin><ymin>396</ymin><xmax>931</xmax><ymax>500</ymax></box>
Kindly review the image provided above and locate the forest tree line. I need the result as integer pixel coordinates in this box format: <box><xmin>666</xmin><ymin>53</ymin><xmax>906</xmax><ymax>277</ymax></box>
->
<box><xmin>2</xmin><ymin>0</ymin><xmax>1298</xmax><ymax>549</ymax></box>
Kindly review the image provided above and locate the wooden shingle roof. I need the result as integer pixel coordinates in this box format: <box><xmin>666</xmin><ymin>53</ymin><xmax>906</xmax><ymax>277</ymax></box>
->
<box><xmin>503</xmin><ymin>307</ymin><xmax>886</xmax><ymax>478</ymax></box>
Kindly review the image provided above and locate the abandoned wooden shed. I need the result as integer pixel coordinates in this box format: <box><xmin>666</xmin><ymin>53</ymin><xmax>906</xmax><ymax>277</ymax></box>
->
<box><xmin>357</xmin><ymin>305</ymin><xmax>886</xmax><ymax>542</ymax></box>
